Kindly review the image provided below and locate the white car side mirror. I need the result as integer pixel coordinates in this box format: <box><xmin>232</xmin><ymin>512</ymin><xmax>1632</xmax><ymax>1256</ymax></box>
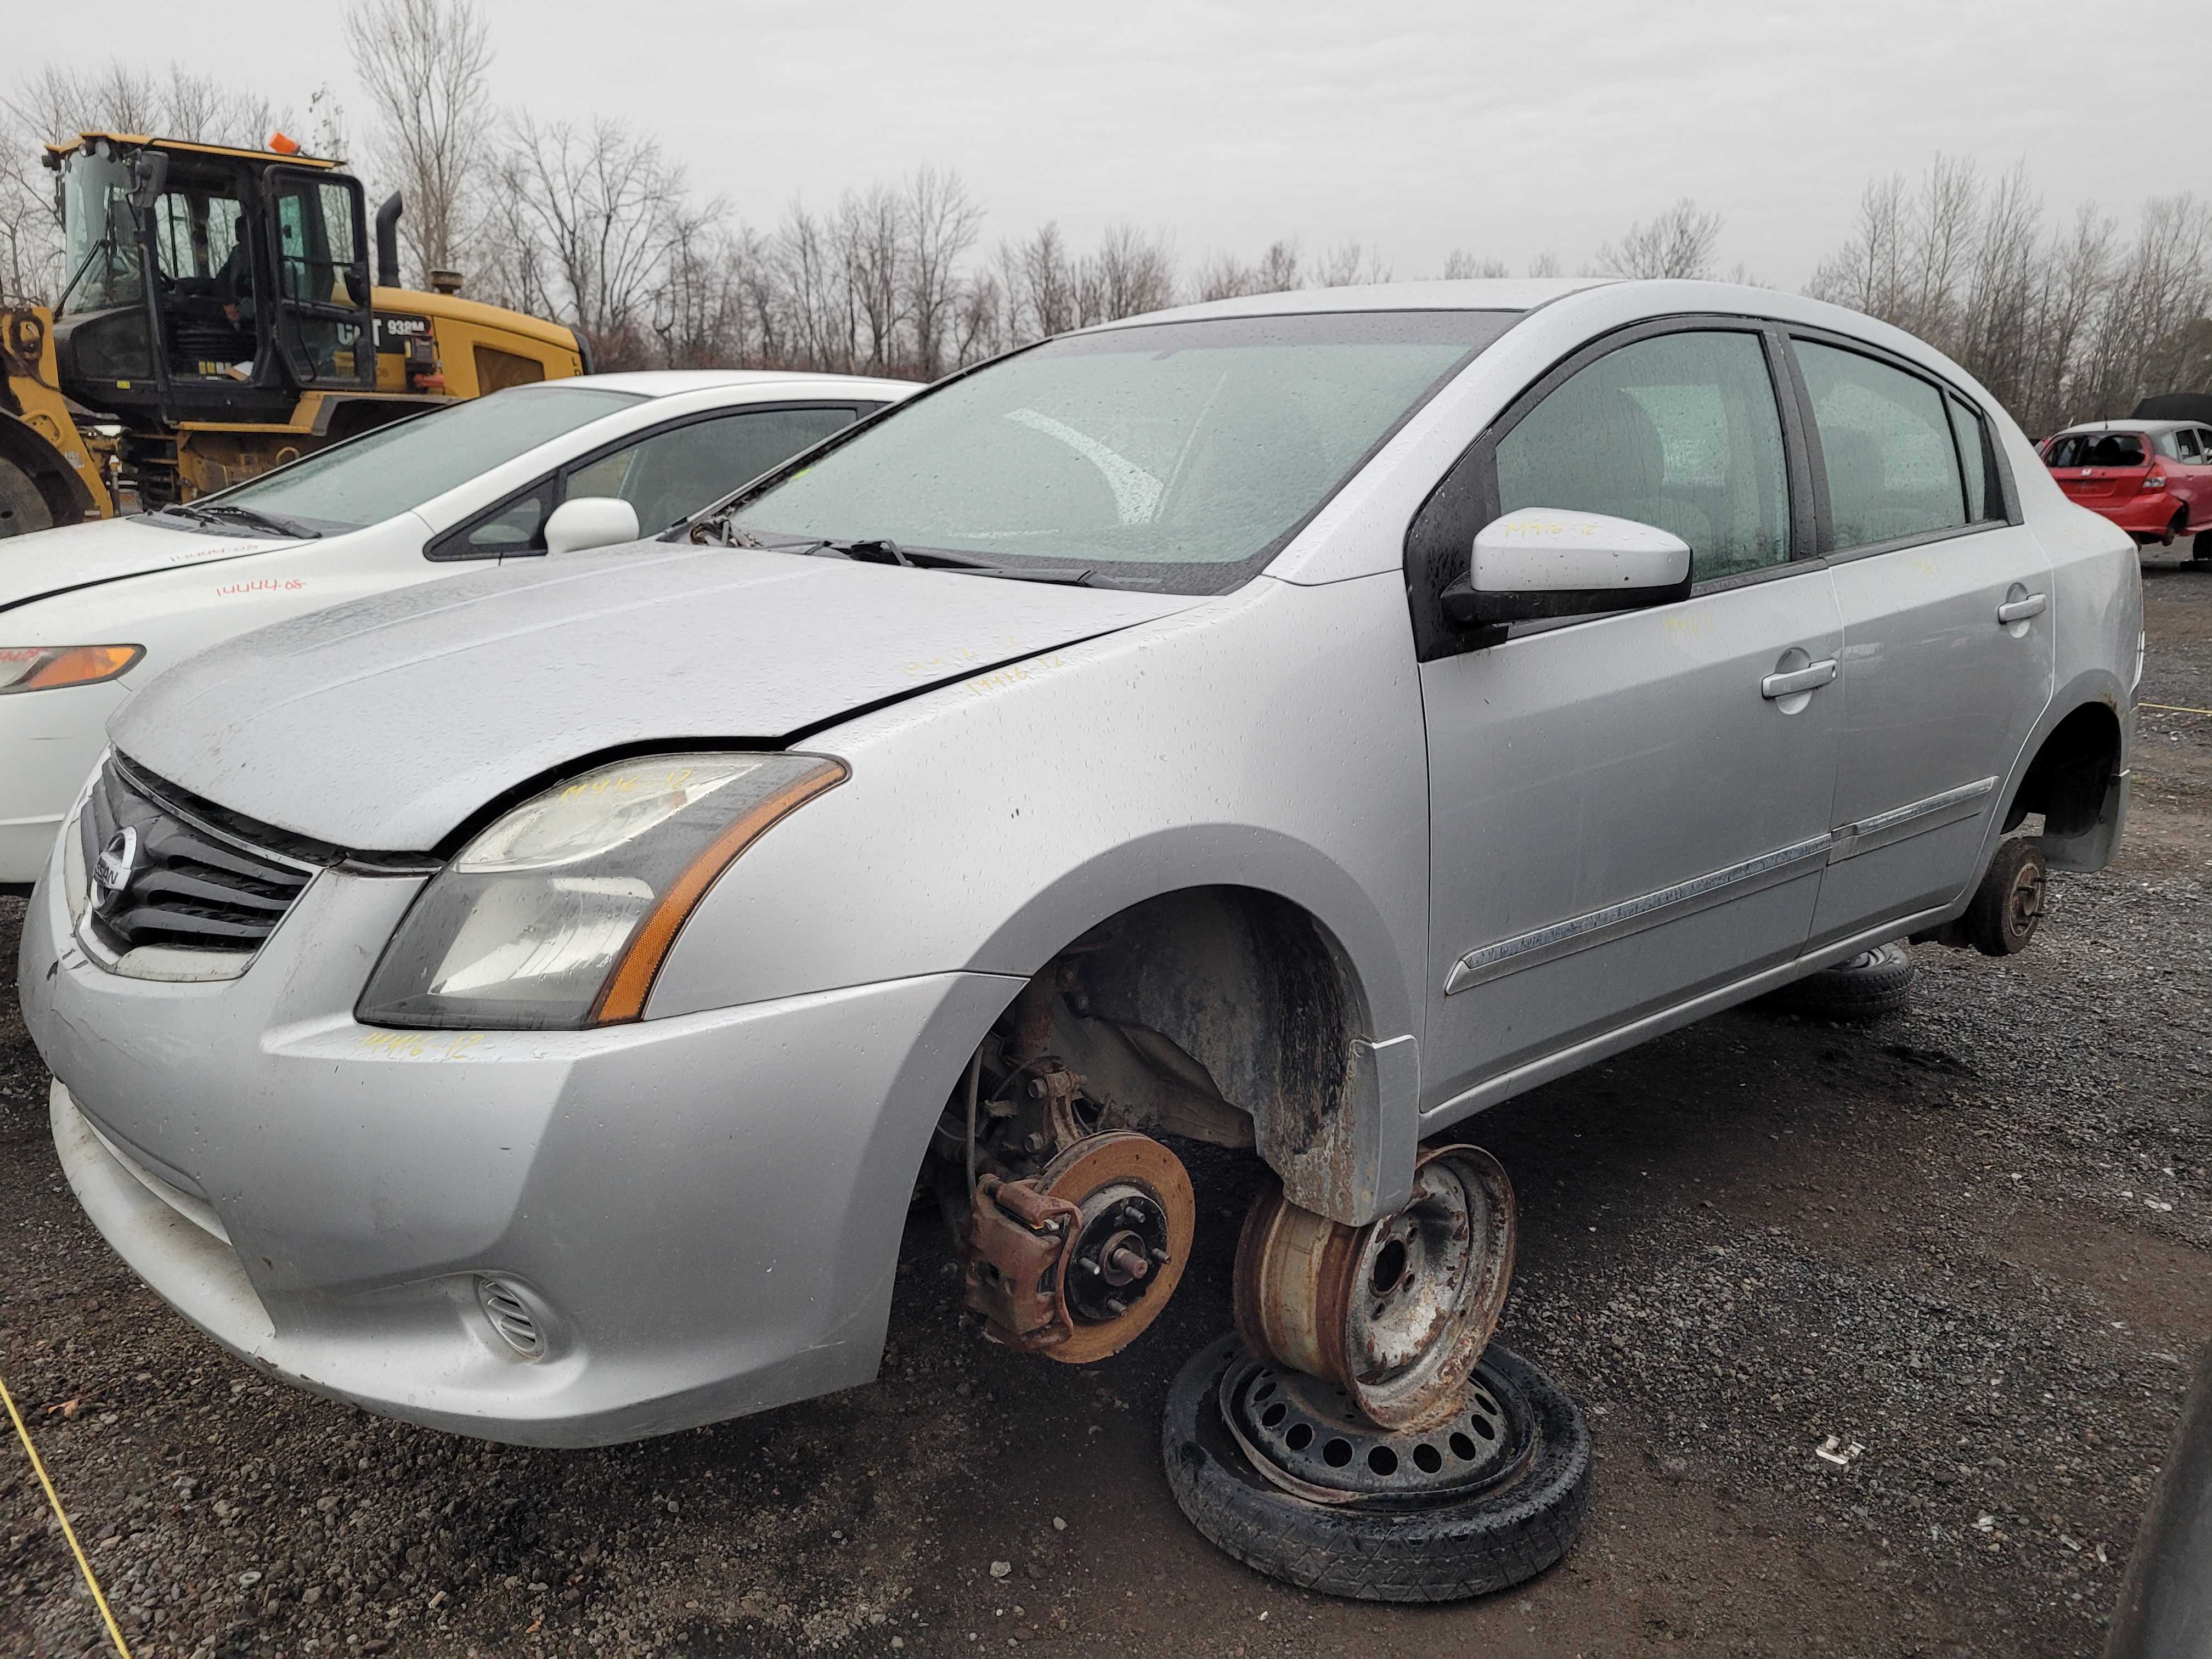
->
<box><xmin>543</xmin><ymin>496</ymin><xmax>641</xmax><ymax>557</ymax></box>
<box><xmin>1446</xmin><ymin>507</ymin><xmax>1694</xmax><ymax>628</ymax></box>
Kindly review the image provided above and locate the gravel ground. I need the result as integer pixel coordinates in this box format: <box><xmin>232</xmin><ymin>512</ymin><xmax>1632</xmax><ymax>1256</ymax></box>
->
<box><xmin>3</xmin><ymin>552</ymin><xmax>2209</xmax><ymax>1658</ymax></box>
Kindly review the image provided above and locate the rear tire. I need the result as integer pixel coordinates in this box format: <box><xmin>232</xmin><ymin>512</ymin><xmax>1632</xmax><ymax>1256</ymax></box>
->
<box><xmin>1963</xmin><ymin>836</ymin><xmax>2047</xmax><ymax>957</ymax></box>
<box><xmin>0</xmin><ymin>456</ymin><xmax>55</xmax><ymax>539</ymax></box>
<box><xmin>2192</xmin><ymin>529</ymin><xmax>2211</xmax><ymax>564</ymax></box>
<box><xmin>1759</xmin><ymin>941</ymin><xmax>1916</xmax><ymax>1020</ymax></box>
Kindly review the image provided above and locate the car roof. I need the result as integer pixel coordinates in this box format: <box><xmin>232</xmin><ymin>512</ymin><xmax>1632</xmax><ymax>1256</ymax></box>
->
<box><xmin>2049</xmin><ymin>419</ymin><xmax>2192</xmax><ymax>437</ymax></box>
<box><xmin>563</xmin><ymin>369</ymin><xmax>920</xmax><ymax>399</ymax></box>
<box><xmin>1084</xmin><ymin>276</ymin><xmax>1617</xmax><ymax>330</ymax></box>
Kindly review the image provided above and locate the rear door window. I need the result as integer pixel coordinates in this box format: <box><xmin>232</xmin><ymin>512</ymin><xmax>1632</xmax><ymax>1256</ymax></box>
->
<box><xmin>1796</xmin><ymin>341</ymin><xmax>1967</xmax><ymax>551</ymax></box>
<box><xmin>1946</xmin><ymin>395</ymin><xmax>1999</xmax><ymax>524</ymax></box>
<box><xmin>2175</xmin><ymin>428</ymin><xmax>2205</xmax><ymax>464</ymax></box>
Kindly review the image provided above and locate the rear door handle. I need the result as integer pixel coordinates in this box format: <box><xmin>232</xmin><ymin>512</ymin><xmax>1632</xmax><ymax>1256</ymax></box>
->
<box><xmin>1761</xmin><ymin>659</ymin><xmax>1838</xmax><ymax>698</ymax></box>
<box><xmin>1997</xmin><ymin>593</ymin><xmax>2047</xmax><ymax>624</ymax></box>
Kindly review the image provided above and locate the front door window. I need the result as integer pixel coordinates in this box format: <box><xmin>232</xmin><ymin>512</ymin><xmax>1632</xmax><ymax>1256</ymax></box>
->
<box><xmin>1495</xmin><ymin>330</ymin><xmax>1791</xmax><ymax>583</ymax></box>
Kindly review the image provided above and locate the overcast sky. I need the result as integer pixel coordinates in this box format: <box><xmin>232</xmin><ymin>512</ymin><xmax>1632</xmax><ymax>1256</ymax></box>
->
<box><xmin>20</xmin><ymin>0</ymin><xmax>2205</xmax><ymax>289</ymax></box>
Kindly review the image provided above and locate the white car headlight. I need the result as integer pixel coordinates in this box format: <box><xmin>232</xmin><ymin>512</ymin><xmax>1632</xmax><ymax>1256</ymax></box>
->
<box><xmin>357</xmin><ymin>752</ymin><xmax>845</xmax><ymax>1030</ymax></box>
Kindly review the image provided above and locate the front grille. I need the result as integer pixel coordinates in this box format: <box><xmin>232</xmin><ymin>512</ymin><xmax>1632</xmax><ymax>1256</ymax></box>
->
<box><xmin>79</xmin><ymin>759</ymin><xmax>315</xmax><ymax>954</ymax></box>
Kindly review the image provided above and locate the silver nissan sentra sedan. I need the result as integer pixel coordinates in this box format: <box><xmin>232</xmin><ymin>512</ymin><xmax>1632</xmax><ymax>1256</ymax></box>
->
<box><xmin>18</xmin><ymin>278</ymin><xmax>2137</xmax><ymax>1451</ymax></box>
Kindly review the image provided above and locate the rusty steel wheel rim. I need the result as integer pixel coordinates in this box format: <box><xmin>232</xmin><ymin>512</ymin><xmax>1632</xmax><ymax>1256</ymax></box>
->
<box><xmin>2007</xmin><ymin>860</ymin><xmax>2046</xmax><ymax>940</ymax></box>
<box><xmin>1234</xmin><ymin>1144</ymin><xmax>1516</xmax><ymax>1431</ymax></box>
<box><xmin>1036</xmin><ymin>1131</ymin><xmax>1195</xmax><ymax>1365</ymax></box>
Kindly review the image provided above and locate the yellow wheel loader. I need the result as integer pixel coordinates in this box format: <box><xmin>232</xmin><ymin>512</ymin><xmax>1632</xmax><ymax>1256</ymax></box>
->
<box><xmin>0</xmin><ymin>132</ymin><xmax>589</xmax><ymax>536</ymax></box>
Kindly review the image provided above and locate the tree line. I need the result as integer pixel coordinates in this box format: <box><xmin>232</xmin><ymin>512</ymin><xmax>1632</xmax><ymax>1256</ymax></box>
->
<box><xmin>4</xmin><ymin>3</ymin><xmax>2206</xmax><ymax>435</ymax></box>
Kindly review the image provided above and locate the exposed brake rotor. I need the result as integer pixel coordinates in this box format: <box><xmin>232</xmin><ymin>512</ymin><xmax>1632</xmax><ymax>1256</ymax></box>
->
<box><xmin>958</xmin><ymin>1130</ymin><xmax>1194</xmax><ymax>1363</ymax></box>
<box><xmin>1234</xmin><ymin>1144</ymin><xmax>1516</xmax><ymax>1431</ymax></box>
<box><xmin>1036</xmin><ymin>1130</ymin><xmax>1195</xmax><ymax>1364</ymax></box>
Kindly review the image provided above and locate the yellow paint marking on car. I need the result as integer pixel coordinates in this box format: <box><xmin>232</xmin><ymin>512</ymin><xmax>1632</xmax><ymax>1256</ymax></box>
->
<box><xmin>353</xmin><ymin>1030</ymin><xmax>489</xmax><ymax>1060</ymax></box>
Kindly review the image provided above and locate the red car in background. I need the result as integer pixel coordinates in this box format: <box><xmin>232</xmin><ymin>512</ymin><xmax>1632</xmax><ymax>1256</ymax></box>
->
<box><xmin>2041</xmin><ymin>419</ymin><xmax>2212</xmax><ymax>560</ymax></box>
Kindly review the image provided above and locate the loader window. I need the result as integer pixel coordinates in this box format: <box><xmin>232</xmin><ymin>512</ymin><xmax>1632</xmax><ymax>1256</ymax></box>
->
<box><xmin>153</xmin><ymin>183</ymin><xmax>258</xmax><ymax>379</ymax></box>
<box><xmin>269</xmin><ymin>175</ymin><xmax>369</xmax><ymax>382</ymax></box>
<box><xmin>57</xmin><ymin>149</ymin><xmax>144</xmax><ymax>314</ymax></box>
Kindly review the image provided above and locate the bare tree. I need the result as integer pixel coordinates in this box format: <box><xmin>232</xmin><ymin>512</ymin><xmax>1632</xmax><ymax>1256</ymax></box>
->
<box><xmin>1080</xmin><ymin>223</ymin><xmax>1177</xmax><ymax>323</ymax></box>
<box><xmin>1313</xmin><ymin>240</ymin><xmax>1389</xmax><ymax>287</ymax></box>
<box><xmin>1441</xmin><ymin>250</ymin><xmax>1509</xmax><ymax>279</ymax></box>
<box><xmin>345</xmin><ymin>0</ymin><xmax>493</xmax><ymax>283</ymax></box>
<box><xmin>1598</xmin><ymin>199</ymin><xmax>1723</xmax><ymax>280</ymax></box>
<box><xmin>1527</xmin><ymin>251</ymin><xmax>1563</xmax><ymax>279</ymax></box>
<box><xmin>902</xmin><ymin>167</ymin><xmax>983</xmax><ymax>378</ymax></box>
<box><xmin>1194</xmin><ymin>239</ymin><xmax>1300</xmax><ymax>301</ymax></box>
<box><xmin>1807</xmin><ymin>151</ymin><xmax>2211</xmax><ymax>436</ymax></box>
<box><xmin>495</xmin><ymin>115</ymin><xmax>686</xmax><ymax>368</ymax></box>
<box><xmin>1004</xmin><ymin>222</ymin><xmax>1079</xmax><ymax>342</ymax></box>
<box><xmin>838</xmin><ymin>183</ymin><xmax>905</xmax><ymax>373</ymax></box>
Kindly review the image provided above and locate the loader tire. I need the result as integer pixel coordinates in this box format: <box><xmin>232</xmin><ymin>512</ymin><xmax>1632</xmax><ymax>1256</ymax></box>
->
<box><xmin>0</xmin><ymin>456</ymin><xmax>55</xmax><ymax>539</ymax></box>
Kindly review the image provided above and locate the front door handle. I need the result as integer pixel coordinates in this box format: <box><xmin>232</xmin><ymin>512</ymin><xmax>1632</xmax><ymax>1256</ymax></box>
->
<box><xmin>1997</xmin><ymin>592</ymin><xmax>2047</xmax><ymax>624</ymax></box>
<box><xmin>1761</xmin><ymin>659</ymin><xmax>1838</xmax><ymax>699</ymax></box>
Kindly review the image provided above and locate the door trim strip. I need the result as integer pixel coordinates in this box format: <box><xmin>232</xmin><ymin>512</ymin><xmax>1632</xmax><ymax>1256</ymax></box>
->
<box><xmin>1443</xmin><ymin>832</ymin><xmax>1833</xmax><ymax>995</ymax></box>
<box><xmin>1827</xmin><ymin>775</ymin><xmax>1997</xmax><ymax>864</ymax></box>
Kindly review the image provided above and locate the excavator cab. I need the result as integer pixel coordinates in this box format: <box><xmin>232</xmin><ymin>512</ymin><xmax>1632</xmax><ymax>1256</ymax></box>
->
<box><xmin>46</xmin><ymin>133</ymin><xmax>374</xmax><ymax>426</ymax></box>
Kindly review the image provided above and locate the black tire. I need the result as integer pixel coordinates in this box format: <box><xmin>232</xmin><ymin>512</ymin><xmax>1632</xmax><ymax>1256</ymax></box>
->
<box><xmin>0</xmin><ymin>456</ymin><xmax>55</xmax><ymax>540</ymax></box>
<box><xmin>1963</xmin><ymin>836</ymin><xmax>2047</xmax><ymax>957</ymax></box>
<box><xmin>1161</xmin><ymin>1334</ymin><xmax>1591</xmax><ymax>1602</ymax></box>
<box><xmin>1759</xmin><ymin>940</ymin><xmax>1916</xmax><ymax>1020</ymax></box>
<box><xmin>2192</xmin><ymin>529</ymin><xmax>2211</xmax><ymax>563</ymax></box>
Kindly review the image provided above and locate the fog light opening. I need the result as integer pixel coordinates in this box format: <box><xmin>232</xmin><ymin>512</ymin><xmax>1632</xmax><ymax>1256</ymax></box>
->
<box><xmin>475</xmin><ymin>1276</ymin><xmax>548</xmax><ymax>1361</ymax></box>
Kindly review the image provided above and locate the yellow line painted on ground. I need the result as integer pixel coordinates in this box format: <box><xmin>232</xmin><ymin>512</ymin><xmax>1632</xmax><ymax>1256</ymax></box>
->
<box><xmin>0</xmin><ymin>1369</ymin><xmax>134</xmax><ymax>1658</ymax></box>
<box><xmin>2139</xmin><ymin>702</ymin><xmax>2212</xmax><ymax>717</ymax></box>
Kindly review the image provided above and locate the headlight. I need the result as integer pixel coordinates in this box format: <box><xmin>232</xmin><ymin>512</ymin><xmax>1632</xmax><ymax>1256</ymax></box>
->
<box><xmin>0</xmin><ymin>645</ymin><xmax>144</xmax><ymax>693</ymax></box>
<box><xmin>357</xmin><ymin>752</ymin><xmax>846</xmax><ymax>1030</ymax></box>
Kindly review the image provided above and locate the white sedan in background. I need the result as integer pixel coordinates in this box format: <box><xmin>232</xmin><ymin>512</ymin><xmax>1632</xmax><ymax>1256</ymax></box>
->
<box><xmin>0</xmin><ymin>370</ymin><xmax>915</xmax><ymax>885</ymax></box>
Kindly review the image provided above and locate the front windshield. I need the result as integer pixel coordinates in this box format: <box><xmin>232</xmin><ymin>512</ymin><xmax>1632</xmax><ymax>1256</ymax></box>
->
<box><xmin>171</xmin><ymin>384</ymin><xmax>646</xmax><ymax>534</ymax></box>
<box><xmin>58</xmin><ymin>147</ymin><xmax>144</xmax><ymax>315</ymax></box>
<box><xmin>729</xmin><ymin>311</ymin><xmax>1519</xmax><ymax>591</ymax></box>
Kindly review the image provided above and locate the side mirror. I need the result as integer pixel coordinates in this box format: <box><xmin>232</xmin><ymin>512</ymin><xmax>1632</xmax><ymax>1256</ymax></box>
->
<box><xmin>127</xmin><ymin>151</ymin><xmax>168</xmax><ymax>213</ymax></box>
<box><xmin>543</xmin><ymin>496</ymin><xmax>641</xmax><ymax>557</ymax></box>
<box><xmin>1444</xmin><ymin>508</ymin><xmax>1693</xmax><ymax>628</ymax></box>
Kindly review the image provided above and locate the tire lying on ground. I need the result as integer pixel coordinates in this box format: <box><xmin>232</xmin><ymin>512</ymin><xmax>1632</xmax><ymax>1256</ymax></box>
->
<box><xmin>1161</xmin><ymin>1334</ymin><xmax>1592</xmax><ymax>1602</ymax></box>
<box><xmin>1758</xmin><ymin>940</ymin><xmax>1916</xmax><ymax>1020</ymax></box>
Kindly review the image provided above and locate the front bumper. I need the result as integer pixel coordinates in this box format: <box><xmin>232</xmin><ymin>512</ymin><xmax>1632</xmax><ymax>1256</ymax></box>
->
<box><xmin>21</xmin><ymin>853</ymin><xmax>1015</xmax><ymax>1446</ymax></box>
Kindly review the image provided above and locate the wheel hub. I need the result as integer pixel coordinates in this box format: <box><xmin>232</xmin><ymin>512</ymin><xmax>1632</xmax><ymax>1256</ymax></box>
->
<box><xmin>1067</xmin><ymin>1186</ymin><xmax>1171</xmax><ymax>1324</ymax></box>
<box><xmin>1218</xmin><ymin>1347</ymin><xmax>1536</xmax><ymax>1507</ymax></box>
<box><xmin>2007</xmin><ymin>863</ymin><xmax>2046</xmax><ymax>935</ymax></box>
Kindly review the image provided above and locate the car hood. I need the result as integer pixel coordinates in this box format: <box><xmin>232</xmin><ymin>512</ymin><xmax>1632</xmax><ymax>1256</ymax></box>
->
<box><xmin>113</xmin><ymin>543</ymin><xmax>1202</xmax><ymax>851</ymax></box>
<box><xmin>0</xmin><ymin>515</ymin><xmax>303</xmax><ymax>614</ymax></box>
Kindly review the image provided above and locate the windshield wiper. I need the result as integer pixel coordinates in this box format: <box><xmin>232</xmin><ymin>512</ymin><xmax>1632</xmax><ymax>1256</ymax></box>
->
<box><xmin>733</xmin><ymin>531</ymin><xmax>1096</xmax><ymax>585</ymax></box>
<box><xmin>939</xmin><ymin>564</ymin><xmax>1097</xmax><ymax>586</ymax></box>
<box><xmin>169</xmin><ymin>501</ymin><xmax>321</xmax><ymax>540</ymax></box>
